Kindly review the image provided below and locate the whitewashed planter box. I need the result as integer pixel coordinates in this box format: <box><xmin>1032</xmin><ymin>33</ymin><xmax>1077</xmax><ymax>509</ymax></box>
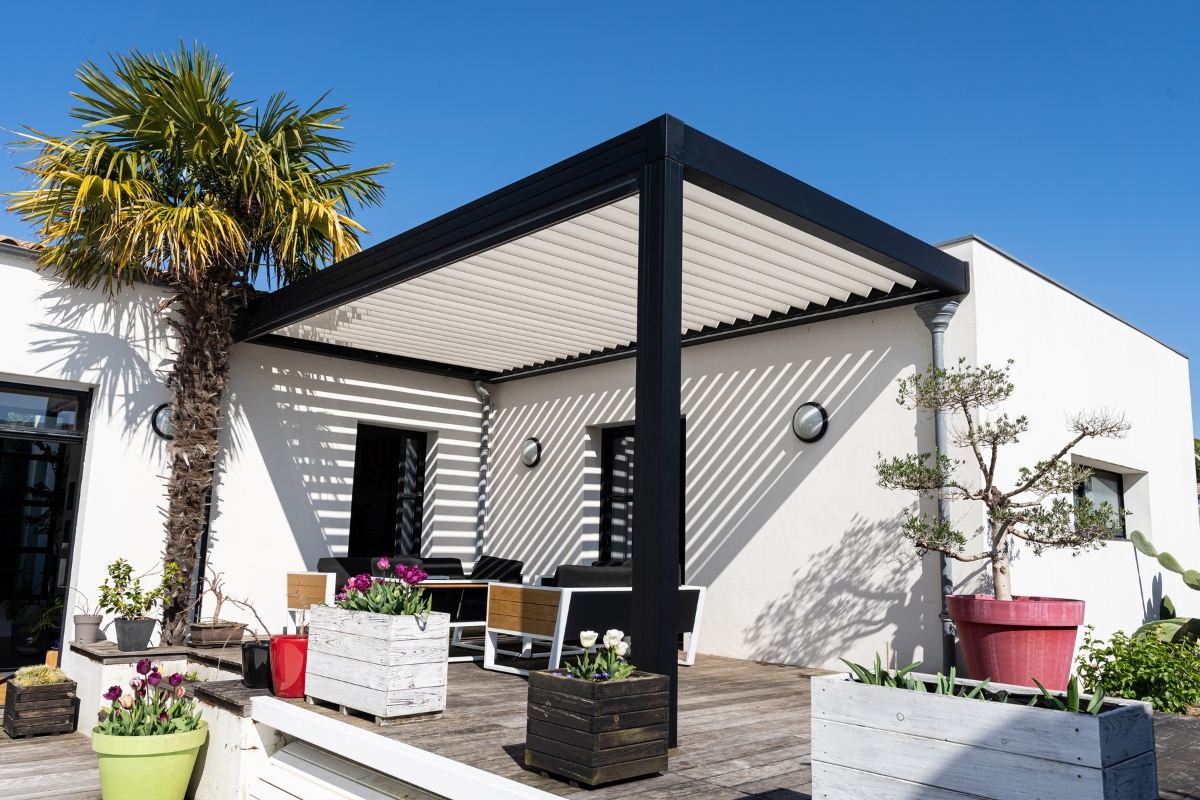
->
<box><xmin>305</xmin><ymin>606</ymin><xmax>450</xmax><ymax>724</ymax></box>
<box><xmin>811</xmin><ymin>672</ymin><xmax>1157</xmax><ymax>800</ymax></box>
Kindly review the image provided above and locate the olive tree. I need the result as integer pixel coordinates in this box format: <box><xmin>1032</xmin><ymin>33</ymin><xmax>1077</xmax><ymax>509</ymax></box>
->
<box><xmin>876</xmin><ymin>359</ymin><xmax>1130</xmax><ymax>601</ymax></box>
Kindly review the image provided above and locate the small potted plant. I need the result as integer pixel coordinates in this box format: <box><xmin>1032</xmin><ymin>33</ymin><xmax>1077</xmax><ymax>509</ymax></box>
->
<box><xmin>876</xmin><ymin>359</ymin><xmax>1130</xmax><ymax>688</ymax></box>
<box><xmin>91</xmin><ymin>659</ymin><xmax>207</xmax><ymax>800</ymax></box>
<box><xmin>188</xmin><ymin>570</ymin><xmax>248</xmax><ymax>646</ymax></box>
<box><xmin>526</xmin><ymin>629</ymin><xmax>668</xmax><ymax>786</ymax></box>
<box><xmin>3</xmin><ymin>664</ymin><xmax>77</xmax><ymax>738</ymax></box>
<box><xmin>270</xmin><ymin>587</ymin><xmax>311</xmax><ymax>699</ymax></box>
<box><xmin>71</xmin><ymin>590</ymin><xmax>104</xmax><ymax>645</ymax></box>
<box><xmin>305</xmin><ymin>559</ymin><xmax>449</xmax><ymax>721</ymax></box>
<box><xmin>98</xmin><ymin>559</ymin><xmax>177</xmax><ymax>652</ymax></box>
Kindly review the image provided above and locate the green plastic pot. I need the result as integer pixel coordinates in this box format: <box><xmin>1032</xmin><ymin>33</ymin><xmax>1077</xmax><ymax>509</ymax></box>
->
<box><xmin>91</xmin><ymin>722</ymin><xmax>208</xmax><ymax>800</ymax></box>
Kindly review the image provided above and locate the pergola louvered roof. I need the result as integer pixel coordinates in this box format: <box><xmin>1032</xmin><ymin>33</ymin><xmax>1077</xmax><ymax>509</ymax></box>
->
<box><xmin>237</xmin><ymin>116</ymin><xmax>968</xmax><ymax>382</ymax></box>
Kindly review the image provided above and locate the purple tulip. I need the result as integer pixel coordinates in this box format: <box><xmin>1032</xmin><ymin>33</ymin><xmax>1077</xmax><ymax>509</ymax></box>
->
<box><xmin>135</xmin><ymin>687</ymin><xmax>146</xmax><ymax>699</ymax></box>
<box><xmin>158</xmin><ymin>712</ymin><xmax>168</xmax><ymax>722</ymax></box>
<box><xmin>168</xmin><ymin>673</ymin><xmax>183</xmax><ymax>687</ymax></box>
<box><xmin>147</xmin><ymin>671</ymin><xmax>162</xmax><ymax>687</ymax></box>
<box><xmin>352</xmin><ymin>574</ymin><xmax>372</xmax><ymax>592</ymax></box>
<box><xmin>335</xmin><ymin>592</ymin><xmax>347</xmax><ymax>601</ymax></box>
<box><xmin>130</xmin><ymin>676</ymin><xmax>144</xmax><ymax>690</ymax></box>
<box><xmin>103</xmin><ymin>685</ymin><xmax>122</xmax><ymax>701</ymax></box>
<box><xmin>136</xmin><ymin>658</ymin><xmax>152</xmax><ymax>675</ymax></box>
<box><xmin>377</xmin><ymin>557</ymin><xmax>390</xmax><ymax>571</ymax></box>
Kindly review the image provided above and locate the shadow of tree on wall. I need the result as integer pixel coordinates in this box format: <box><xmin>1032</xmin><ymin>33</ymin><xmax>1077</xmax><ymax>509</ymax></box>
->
<box><xmin>743</xmin><ymin>511</ymin><xmax>936</xmax><ymax>668</ymax></box>
<box><xmin>27</xmin><ymin>283</ymin><xmax>169</xmax><ymax>454</ymax></box>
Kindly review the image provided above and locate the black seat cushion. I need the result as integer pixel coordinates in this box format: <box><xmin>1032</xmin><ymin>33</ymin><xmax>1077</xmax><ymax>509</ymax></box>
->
<box><xmin>471</xmin><ymin>555</ymin><xmax>524</xmax><ymax>583</ymax></box>
<box><xmin>590</xmin><ymin>560</ymin><xmax>625</xmax><ymax>567</ymax></box>
<box><xmin>552</xmin><ymin>565</ymin><xmax>633</xmax><ymax>588</ymax></box>
<box><xmin>419</xmin><ymin>557</ymin><xmax>465</xmax><ymax>579</ymax></box>
<box><xmin>316</xmin><ymin>557</ymin><xmax>375</xmax><ymax>589</ymax></box>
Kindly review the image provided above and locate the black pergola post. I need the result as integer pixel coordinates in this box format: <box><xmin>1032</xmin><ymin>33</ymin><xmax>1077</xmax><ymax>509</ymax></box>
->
<box><xmin>632</xmin><ymin>155</ymin><xmax>684</xmax><ymax>748</ymax></box>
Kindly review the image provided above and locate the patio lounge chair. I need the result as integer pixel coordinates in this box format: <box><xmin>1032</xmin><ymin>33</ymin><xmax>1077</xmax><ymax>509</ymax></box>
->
<box><xmin>482</xmin><ymin>582</ymin><xmax>706</xmax><ymax>676</ymax></box>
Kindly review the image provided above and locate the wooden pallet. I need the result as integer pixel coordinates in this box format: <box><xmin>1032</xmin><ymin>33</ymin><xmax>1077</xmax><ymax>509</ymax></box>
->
<box><xmin>3</xmin><ymin>680</ymin><xmax>78</xmax><ymax>739</ymax></box>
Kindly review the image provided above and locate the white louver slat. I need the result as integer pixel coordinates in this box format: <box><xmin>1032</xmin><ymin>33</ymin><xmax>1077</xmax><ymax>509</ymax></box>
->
<box><xmin>274</xmin><ymin>183</ymin><xmax>919</xmax><ymax>374</ymax></box>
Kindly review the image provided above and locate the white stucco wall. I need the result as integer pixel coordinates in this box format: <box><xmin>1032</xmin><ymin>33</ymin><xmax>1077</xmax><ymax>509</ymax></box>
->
<box><xmin>207</xmin><ymin>344</ymin><xmax>483</xmax><ymax>633</ymax></box>
<box><xmin>940</xmin><ymin>237</ymin><xmax>1200</xmax><ymax>641</ymax></box>
<box><xmin>486</xmin><ymin>306</ymin><xmax>950</xmax><ymax>670</ymax></box>
<box><xmin>0</xmin><ymin>246</ymin><xmax>174</xmax><ymax>648</ymax></box>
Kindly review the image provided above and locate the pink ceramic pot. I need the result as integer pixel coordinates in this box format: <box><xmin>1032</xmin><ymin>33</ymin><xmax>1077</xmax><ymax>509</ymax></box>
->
<box><xmin>947</xmin><ymin>594</ymin><xmax>1085</xmax><ymax>691</ymax></box>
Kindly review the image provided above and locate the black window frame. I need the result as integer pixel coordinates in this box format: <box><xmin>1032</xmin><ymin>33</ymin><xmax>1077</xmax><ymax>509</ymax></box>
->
<box><xmin>599</xmin><ymin>420</ymin><xmax>687</xmax><ymax>580</ymax></box>
<box><xmin>1074</xmin><ymin>466</ymin><xmax>1126</xmax><ymax>539</ymax></box>
<box><xmin>347</xmin><ymin>424</ymin><xmax>429</xmax><ymax>558</ymax></box>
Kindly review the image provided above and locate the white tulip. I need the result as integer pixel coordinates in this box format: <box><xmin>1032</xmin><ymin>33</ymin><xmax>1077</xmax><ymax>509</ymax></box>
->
<box><xmin>579</xmin><ymin>630</ymin><xmax>599</xmax><ymax>649</ymax></box>
<box><xmin>615</xmin><ymin>641</ymin><xmax>629</xmax><ymax>657</ymax></box>
<box><xmin>603</xmin><ymin>629</ymin><xmax>624</xmax><ymax>649</ymax></box>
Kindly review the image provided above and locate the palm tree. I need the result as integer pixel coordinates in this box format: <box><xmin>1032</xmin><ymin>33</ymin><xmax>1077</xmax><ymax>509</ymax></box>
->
<box><xmin>4</xmin><ymin>44</ymin><xmax>389</xmax><ymax>644</ymax></box>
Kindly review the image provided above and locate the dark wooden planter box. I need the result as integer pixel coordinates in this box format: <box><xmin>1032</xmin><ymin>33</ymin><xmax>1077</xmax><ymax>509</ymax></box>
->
<box><xmin>525</xmin><ymin>669</ymin><xmax>669</xmax><ymax>786</ymax></box>
<box><xmin>3</xmin><ymin>681</ymin><xmax>78</xmax><ymax>738</ymax></box>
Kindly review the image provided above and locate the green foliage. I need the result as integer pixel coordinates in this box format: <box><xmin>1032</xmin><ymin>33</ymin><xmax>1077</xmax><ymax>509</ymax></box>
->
<box><xmin>29</xmin><ymin>595</ymin><xmax>63</xmax><ymax>633</ymax></box>
<box><xmin>563</xmin><ymin>630</ymin><xmax>636</xmax><ymax>682</ymax></box>
<box><xmin>4</xmin><ymin>43</ymin><xmax>389</xmax><ymax>292</ymax></box>
<box><xmin>13</xmin><ymin>665</ymin><xmax>67</xmax><ymax>686</ymax></box>
<box><xmin>98</xmin><ymin>559</ymin><xmax>178</xmax><ymax>619</ymax></box>
<box><xmin>875</xmin><ymin>359</ymin><xmax>1130</xmax><ymax>591</ymax></box>
<box><xmin>335</xmin><ymin>577</ymin><xmax>431</xmax><ymax>617</ymax></box>
<box><xmin>1132</xmin><ymin>531</ymin><xmax>1200</xmax><ymax>592</ymax></box>
<box><xmin>96</xmin><ymin>664</ymin><xmax>203</xmax><ymax>737</ymax></box>
<box><xmin>841</xmin><ymin>655</ymin><xmax>991</xmax><ymax>698</ymax></box>
<box><xmin>1032</xmin><ymin>676</ymin><xmax>1105</xmax><ymax>715</ymax></box>
<box><xmin>1076</xmin><ymin>626</ymin><xmax>1200</xmax><ymax>714</ymax></box>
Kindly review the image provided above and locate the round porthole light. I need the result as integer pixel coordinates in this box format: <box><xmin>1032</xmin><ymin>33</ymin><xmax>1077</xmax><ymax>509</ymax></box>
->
<box><xmin>520</xmin><ymin>437</ymin><xmax>542</xmax><ymax>467</ymax></box>
<box><xmin>151</xmin><ymin>402</ymin><xmax>175</xmax><ymax>440</ymax></box>
<box><xmin>792</xmin><ymin>402</ymin><xmax>828</xmax><ymax>443</ymax></box>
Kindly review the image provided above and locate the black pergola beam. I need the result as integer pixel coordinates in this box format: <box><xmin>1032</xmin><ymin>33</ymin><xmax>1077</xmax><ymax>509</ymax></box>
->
<box><xmin>237</xmin><ymin>114</ymin><xmax>968</xmax><ymax>346</ymax></box>
<box><xmin>632</xmin><ymin>156</ymin><xmax>684</xmax><ymax>748</ymax></box>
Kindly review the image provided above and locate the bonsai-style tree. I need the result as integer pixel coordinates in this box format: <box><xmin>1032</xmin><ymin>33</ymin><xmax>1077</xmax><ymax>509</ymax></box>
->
<box><xmin>876</xmin><ymin>359</ymin><xmax>1130</xmax><ymax>601</ymax></box>
<box><xmin>4</xmin><ymin>44</ymin><xmax>388</xmax><ymax>644</ymax></box>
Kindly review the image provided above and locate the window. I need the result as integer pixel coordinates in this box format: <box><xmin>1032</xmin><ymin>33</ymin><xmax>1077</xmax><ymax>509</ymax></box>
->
<box><xmin>1075</xmin><ymin>467</ymin><xmax>1126</xmax><ymax>539</ymax></box>
<box><xmin>348</xmin><ymin>425</ymin><xmax>427</xmax><ymax>558</ymax></box>
<box><xmin>599</xmin><ymin>422</ymin><xmax>686</xmax><ymax>579</ymax></box>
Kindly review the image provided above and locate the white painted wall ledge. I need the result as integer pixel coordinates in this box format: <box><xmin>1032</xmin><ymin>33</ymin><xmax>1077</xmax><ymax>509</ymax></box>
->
<box><xmin>250</xmin><ymin>696</ymin><xmax>557</xmax><ymax>800</ymax></box>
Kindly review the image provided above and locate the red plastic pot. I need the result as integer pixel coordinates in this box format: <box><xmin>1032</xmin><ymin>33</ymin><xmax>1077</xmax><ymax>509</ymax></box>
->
<box><xmin>269</xmin><ymin>634</ymin><xmax>308</xmax><ymax>698</ymax></box>
<box><xmin>947</xmin><ymin>595</ymin><xmax>1085</xmax><ymax>691</ymax></box>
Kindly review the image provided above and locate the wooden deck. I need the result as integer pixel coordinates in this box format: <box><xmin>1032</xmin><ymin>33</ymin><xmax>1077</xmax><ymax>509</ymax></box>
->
<box><xmin>2</xmin><ymin>653</ymin><xmax>1198</xmax><ymax>799</ymax></box>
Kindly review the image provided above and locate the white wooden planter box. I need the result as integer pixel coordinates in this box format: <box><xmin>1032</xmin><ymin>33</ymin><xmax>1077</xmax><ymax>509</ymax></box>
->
<box><xmin>305</xmin><ymin>606</ymin><xmax>450</xmax><ymax>724</ymax></box>
<box><xmin>811</xmin><ymin>672</ymin><xmax>1157</xmax><ymax>800</ymax></box>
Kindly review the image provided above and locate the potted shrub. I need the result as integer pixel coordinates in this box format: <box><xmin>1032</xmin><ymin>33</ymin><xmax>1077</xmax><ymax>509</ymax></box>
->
<box><xmin>526</xmin><ymin>628</ymin><xmax>668</xmax><ymax>787</ymax></box>
<box><xmin>877</xmin><ymin>360</ymin><xmax>1130</xmax><ymax>688</ymax></box>
<box><xmin>3</xmin><ymin>664</ymin><xmax>77</xmax><ymax>738</ymax></box>
<box><xmin>812</xmin><ymin>655</ymin><xmax>1157</xmax><ymax>799</ymax></box>
<box><xmin>98</xmin><ymin>559</ymin><xmax>178</xmax><ymax>652</ymax></box>
<box><xmin>305</xmin><ymin>559</ymin><xmax>449</xmax><ymax>722</ymax></box>
<box><xmin>92</xmin><ymin>659</ymin><xmax>207</xmax><ymax>800</ymax></box>
<box><xmin>187</xmin><ymin>569</ymin><xmax>250</xmax><ymax>646</ymax></box>
<box><xmin>270</xmin><ymin>585</ymin><xmax>311</xmax><ymax>698</ymax></box>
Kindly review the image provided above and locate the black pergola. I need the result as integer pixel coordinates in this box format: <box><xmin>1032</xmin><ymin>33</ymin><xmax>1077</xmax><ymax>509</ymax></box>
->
<box><xmin>236</xmin><ymin>115</ymin><xmax>969</xmax><ymax>745</ymax></box>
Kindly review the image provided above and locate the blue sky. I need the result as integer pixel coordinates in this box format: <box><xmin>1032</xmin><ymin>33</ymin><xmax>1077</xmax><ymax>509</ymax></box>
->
<box><xmin>2</xmin><ymin>2</ymin><xmax>1198</xmax><ymax>432</ymax></box>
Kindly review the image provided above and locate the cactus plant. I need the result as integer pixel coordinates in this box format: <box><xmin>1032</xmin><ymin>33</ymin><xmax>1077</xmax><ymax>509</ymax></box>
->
<box><xmin>1131</xmin><ymin>530</ymin><xmax>1200</xmax><ymax>642</ymax></box>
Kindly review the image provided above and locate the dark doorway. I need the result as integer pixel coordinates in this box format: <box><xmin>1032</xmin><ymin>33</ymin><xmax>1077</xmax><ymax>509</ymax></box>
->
<box><xmin>599</xmin><ymin>420</ymin><xmax>687</xmax><ymax>581</ymax></box>
<box><xmin>348</xmin><ymin>424</ymin><xmax>428</xmax><ymax>558</ymax></box>
<box><xmin>0</xmin><ymin>382</ymin><xmax>88</xmax><ymax>670</ymax></box>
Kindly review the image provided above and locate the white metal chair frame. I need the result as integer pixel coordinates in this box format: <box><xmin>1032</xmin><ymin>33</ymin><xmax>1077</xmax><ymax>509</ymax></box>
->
<box><xmin>482</xmin><ymin>584</ymin><xmax>706</xmax><ymax>677</ymax></box>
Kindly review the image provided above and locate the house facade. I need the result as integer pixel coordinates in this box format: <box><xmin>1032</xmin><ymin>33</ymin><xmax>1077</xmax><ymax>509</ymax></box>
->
<box><xmin>1</xmin><ymin>119</ymin><xmax>1195</xmax><ymax>679</ymax></box>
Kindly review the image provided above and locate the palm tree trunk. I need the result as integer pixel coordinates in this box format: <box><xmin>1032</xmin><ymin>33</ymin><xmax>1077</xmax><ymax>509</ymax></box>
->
<box><xmin>160</xmin><ymin>266</ymin><xmax>235</xmax><ymax>645</ymax></box>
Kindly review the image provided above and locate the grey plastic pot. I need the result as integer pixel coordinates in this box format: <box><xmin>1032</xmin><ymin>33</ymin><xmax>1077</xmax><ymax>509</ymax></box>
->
<box><xmin>74</xmin><ymin>614</ymin><xmax>103</xmax><ymax>645</ymax></box>
<box><xmin>113</xmin><ymin>618</ymin><xmax>157</xmax><ymax>652</ymax></box>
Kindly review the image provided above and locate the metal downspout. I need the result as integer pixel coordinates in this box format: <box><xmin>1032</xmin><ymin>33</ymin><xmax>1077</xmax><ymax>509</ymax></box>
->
<box><xmin>915</xmin><ymin>298</ymin><xmax>961</xmax><ymax>675</ymax></box>
<box><xmin>474</xmin><ymin>381</ymin><xmax>491</xmax><ymax>564</ymax></box>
